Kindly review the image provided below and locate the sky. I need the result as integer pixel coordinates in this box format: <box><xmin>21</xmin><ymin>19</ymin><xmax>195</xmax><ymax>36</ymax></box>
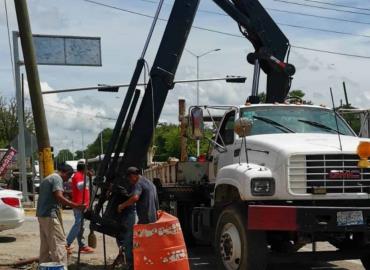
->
<box><xmin>1</xmin><ymin>0</ymin><xmax>370</xmax><ymax>154</ymax></box>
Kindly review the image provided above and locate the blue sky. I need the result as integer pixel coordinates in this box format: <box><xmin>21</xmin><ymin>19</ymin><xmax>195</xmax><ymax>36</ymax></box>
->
<box><xmin>1</xmin><ymin>0</ymin><xmax>370</xmax><ymax>153</ymax></box>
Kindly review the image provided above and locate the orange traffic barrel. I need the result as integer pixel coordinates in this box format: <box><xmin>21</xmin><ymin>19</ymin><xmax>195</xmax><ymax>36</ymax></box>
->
<box><xmin>133</xmin><ymin>211</ymin><xmax>190</xmax><ymax>270</ymax></box>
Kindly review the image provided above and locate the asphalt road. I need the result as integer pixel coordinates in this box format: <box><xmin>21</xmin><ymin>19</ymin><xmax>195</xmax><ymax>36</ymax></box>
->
<box><xmin>0</xmin><ymin>209</ymin><xmax>366</xmax><ymax>270</ymax></box>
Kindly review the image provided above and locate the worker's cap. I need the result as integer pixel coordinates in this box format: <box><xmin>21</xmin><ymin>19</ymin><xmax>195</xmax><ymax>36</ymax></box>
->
<box><xmin>77</xmin><ymin>159</ymin><xmax>85</xmax><ymax>164</ymax></box>
<box><xmin>126</xmin><ymin>166</ymin><xmax>140</xmax><ymax>176</ymax></box>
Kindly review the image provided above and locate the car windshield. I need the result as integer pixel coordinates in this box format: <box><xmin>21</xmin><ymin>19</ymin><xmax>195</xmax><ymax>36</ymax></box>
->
<box><xmin>240</xmin><ymin>106</ymin><xmax>355</xmax><ymax>136</ymax></box>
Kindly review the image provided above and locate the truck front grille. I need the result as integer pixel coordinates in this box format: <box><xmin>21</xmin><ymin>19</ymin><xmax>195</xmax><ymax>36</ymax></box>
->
<box><xmin>289</xmin><ymin>154</ymin><xmax>370</xmax><ymax>194</ymax></box>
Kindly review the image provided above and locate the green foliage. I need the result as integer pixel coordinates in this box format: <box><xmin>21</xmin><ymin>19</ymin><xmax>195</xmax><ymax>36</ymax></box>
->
<box><xmin>74</xmin><ymin>150</ymin><xmax>84</xmax><ymax>160</ymax></box>
<box><xmin>339</xmin><ymin>104</ymin><xmax>361</xmax><ymax>135</ymax></box>
<box><xmin>257</xmin><ymin>92</ymin><xmax>266</xmax><ymax>103</ymax></box>
<box><xmin>0</xmin><ymin>96</ymin><xmax>34</xmax><ymax>148</ymax></box>
<box><xmin>152</xmin><ymin>123</ymin><xmax>212</xmax><ymax>161</ymax></box>
<box><xmin>55</xmin><ymin>149</ymin><xmax>74</xmax><ymax>164</ymax></box>
<box><xmin>153</xmin><ymin>124</ymin><xmax>180</xmax><ymax>161</ymax></box>
<box><xmin>85</xmin><ymin>128</ymin><xmax>116</xmax><ymax>159</ymax></box>
<box><xmin>287</xmin><ymin>89</ymin><xmax>313</xmax><ymax>104</ymax></box>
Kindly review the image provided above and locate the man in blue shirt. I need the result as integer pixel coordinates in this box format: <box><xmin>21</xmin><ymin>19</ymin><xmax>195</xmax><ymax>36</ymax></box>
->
<box><xmin>117</xmin><ymin>167</ymin><xmax>159</xmax><ymax>224</ymax></box>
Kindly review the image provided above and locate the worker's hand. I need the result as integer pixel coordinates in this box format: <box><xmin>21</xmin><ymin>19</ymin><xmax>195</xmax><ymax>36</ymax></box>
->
<box><xmin>117</xmin><ymin>203</ymin><xmax>125</xmax><ymax>213</ymax></box>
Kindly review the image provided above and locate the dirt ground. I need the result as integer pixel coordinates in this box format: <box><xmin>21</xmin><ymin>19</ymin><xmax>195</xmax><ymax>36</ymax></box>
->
<box><xmin>0</xmin><ymin>209</ymin><xmax>119</xmax><ymax>269</ymax></box>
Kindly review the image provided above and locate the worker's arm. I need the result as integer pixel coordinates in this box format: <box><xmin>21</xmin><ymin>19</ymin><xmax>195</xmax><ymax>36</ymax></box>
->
<box><xmin>117</xmin><ymin>195</ymin><xmax>139</xmax><ymax>213</ymax></box>
<box><xmin>54</xmin><ymin>190</ymin><xmax>85</xmax><ymax>210</ymax></box>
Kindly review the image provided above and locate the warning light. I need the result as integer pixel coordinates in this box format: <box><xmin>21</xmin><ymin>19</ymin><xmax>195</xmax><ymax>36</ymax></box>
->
<box><xmin>357</xmin><ymin>141</ymin><xmax>370</xmax><ymax>168</ymax></box>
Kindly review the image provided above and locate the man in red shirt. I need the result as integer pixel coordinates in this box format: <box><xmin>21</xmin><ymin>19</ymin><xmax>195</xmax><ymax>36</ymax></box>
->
<box><xmin>66</xmin><ymin>161</ymin><xmax>94</xmax><ymax>254</ymax></box>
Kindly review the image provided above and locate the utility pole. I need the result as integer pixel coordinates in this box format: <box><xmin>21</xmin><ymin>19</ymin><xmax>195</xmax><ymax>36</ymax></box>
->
<box><xmin>179</xmin><ymin>99</ymin><xmax>188</xmax><ymax>162</ymax></box>
<box><xmin>14</xmin><ymin>0</ymin><xmax>54</xmax><ymax>178</ymax></box>
<box><xmin>12</xmin><ymin>32</ymin><xmax>27</xmax><ymax>198</ymax></box>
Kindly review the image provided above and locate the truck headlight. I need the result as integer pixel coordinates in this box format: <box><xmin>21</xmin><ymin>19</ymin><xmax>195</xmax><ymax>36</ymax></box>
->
<box><xmin>251</xmin><ymin>178</ymin><xmax>275</xmax><ymax>196</ymax></box>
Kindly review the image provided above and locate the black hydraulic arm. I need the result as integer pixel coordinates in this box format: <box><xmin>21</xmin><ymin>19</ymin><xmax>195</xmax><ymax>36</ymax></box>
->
<box><xmin>116</xmin><ymin>0</ymin><xmax>200</xmax><ymax>176</ymax></box>
<box><xmin>213</xmin><ymin>0</ymin><xmax>295</xmax><ymax>102</ymax></box>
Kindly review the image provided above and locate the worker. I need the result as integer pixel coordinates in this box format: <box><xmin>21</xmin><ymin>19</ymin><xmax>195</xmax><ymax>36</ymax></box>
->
<box><xmin>36</xmin><ymin>163</ymin><xmax>85</xmax><ymax>269</ymax></box>
<box><xmin>66</xmin><ymin>161</ymin><xmax>94</xmax><ymax>254</ymax></box>
<box><xmin>112</xmin><ymin>185</ymin><xmax>136</xmax><ymax>269</ymax></box>
<box><xmin>118</xmin><ymin>166</ymin><xmax>159</xmax><ymax>224</ymax></box>
<box><xmin>114</xmin><ymin>167</ymin><xmax>158</xmax><ymax>269</ymax></box>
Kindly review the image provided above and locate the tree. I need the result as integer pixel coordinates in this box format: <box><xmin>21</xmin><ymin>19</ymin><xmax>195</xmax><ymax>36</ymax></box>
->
<box><xmin>74</xmin><ymin>150</ymin><xmax>84</xmax><ymax>160</ymax></box>
<box><xmin>55</xmin><ymin>149</ymin><xmax>74</xmax><ymax>164</ymax></box>
<box><xmin>152</xmin><ymin>123</ymin><xmax>211</xmax><ymax>161</ymax></box>
<box><xmin>287</xmin><ymin>89</ymin><xmax>313</xmax><ymax>104</ymax></box>
<box><xmin>85</xmin><ymin>128</ymin><xmax>117</xmax><ymax>159</ymax></box>
<box><xmin>257</xmin><ymin>92</ymin><xmax>266</xmax><ymax>103</ymax></box>
<box><xmin>0</xmin><ymin>97</ymin><xmax>34</xmax><ymax>148</ymax></box>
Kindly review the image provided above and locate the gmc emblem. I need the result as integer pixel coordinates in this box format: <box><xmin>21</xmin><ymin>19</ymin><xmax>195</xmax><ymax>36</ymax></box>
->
<box><xmin>328</xmin><ymin>170</ymin><xmax>361</xmax><ymax>180</ymax></box>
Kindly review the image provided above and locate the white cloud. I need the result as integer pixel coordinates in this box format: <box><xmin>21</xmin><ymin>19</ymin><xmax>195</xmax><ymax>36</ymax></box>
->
<box><xmin>2</xmin><ymin>0</ymin><xmax>370</xmax><ymax>154</ymax></box>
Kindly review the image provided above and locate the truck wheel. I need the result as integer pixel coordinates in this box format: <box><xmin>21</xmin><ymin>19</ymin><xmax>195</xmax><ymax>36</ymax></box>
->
<box><xmin>361</xmin><ymin>254</ymin><xmax>370</xmax><ymax>270</ymax></box>
<box><xmin>215</xmin><ymin>206</ymin><xmax>267</xmax><ymax>270</ymax></box>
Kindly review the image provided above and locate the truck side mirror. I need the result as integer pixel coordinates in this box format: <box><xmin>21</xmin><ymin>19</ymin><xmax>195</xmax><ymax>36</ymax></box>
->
<box><xmin>190</xmin><ymin>107</ymin><xmax>204</xmax><ymax>139</ymax></box>
<box><xmin>234</xmin><ymin>117</ymin><xmax>252</xmax><ymax>137</ymax></box>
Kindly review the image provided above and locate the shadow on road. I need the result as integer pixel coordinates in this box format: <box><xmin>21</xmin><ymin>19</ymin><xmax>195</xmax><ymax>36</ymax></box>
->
<box><xmin>0</xmin><ymin>236</ymin><xmax>16</xmax><ymax>243</ymax></box>
<box><xmin>268</xmin><ymin>262</ymin><xmax>348</xmax><ymax>270</ymax></box>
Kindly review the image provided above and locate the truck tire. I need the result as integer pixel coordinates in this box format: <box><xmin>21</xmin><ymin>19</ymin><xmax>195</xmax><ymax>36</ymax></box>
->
<box><xmin>215</xmin><ymin>206</ymin><xmax>267</xmax><ymax>270</ymax></box>
<box><xmin>361</xmin><ymin>257</ymin><xmax>370</xmax><ymax>270</ymax></box>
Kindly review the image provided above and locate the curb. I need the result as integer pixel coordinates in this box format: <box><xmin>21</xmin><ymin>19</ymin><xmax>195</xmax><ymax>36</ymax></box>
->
<box><xmin>24</xmin><ymin>208</ymin><xmax>36</xmax><ymax>216</ymax></box>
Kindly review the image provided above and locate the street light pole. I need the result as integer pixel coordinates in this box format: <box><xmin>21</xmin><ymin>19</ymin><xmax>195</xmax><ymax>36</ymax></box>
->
<box><xmin>186</xmin><ymin>48</ymin><xmax>221</xmax><ymax>156</ymax></box>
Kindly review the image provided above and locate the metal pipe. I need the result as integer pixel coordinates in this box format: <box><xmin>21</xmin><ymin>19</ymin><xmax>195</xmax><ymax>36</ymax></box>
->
<box><xmin>141</xmin><ymin>0</ymin><xmax>165</xmax><ymax>58</ymax></box>
<box><xmin>251</xmin><ymin>59</ymin><xmax>261</xmax><ymax>97</ymax></box>
<box><xmin>41</xmin><ymin>77</ymin><xmax>246</xmax><ymax>94</ymax></box>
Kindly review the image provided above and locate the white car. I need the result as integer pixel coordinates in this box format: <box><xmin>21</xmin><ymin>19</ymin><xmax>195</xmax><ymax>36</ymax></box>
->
<box><xmin>0</xmin><ymin>188</ymin><xmax>24</xmax><ymax>231</ymax></box>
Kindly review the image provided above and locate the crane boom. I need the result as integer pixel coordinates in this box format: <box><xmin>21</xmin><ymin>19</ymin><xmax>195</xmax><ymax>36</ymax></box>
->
<box><xmin>88</xmin><ymin>0</ymin><xmax>295</xmax><ymax>237</ymax></box>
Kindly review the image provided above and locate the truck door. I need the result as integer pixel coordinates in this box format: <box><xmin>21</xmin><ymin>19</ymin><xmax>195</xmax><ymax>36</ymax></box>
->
<box><xmin>211</xmin><ymin>110</ymin><xmax>236</xmax><ymax>176</ymax></box>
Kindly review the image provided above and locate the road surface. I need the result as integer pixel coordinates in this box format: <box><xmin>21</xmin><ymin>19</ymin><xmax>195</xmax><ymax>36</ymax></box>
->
<box><xmin>0</xmin><ymin>209</ymin><xmax>366</xmax><ymax>269</ymax></box>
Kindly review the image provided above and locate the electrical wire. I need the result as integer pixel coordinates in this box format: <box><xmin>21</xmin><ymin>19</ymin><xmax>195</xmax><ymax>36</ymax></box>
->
<box><xmin>301</xmin><ymin>0</ymin><xmax>370</xmax><ymax>12</ymax></box>
<box><xmin>273</xmin><ymin>0</ymin><xmax>370</xmax><ymax>16</ymax></box>
<box><xmin>138</xmin><ymin>0</ymin><xmax>370</xmax><ymax>26</ymax></box>
<box><xmin>4</xmin><ymin>0</ymin><xmax>15</xmax><ymax>84</ymax></box>
<box><xmin>82</xmin><ymin>0</ymin><xmax>370</xmax><ymax>59</ymax></box>
<box><xmin>268</xmin><ymin>7</ymin><xmax>370</xmax><ymax>26</ymax></box>
<box><xmin>291</xmin><ymin>45</ymin><xmax>370</xmax><ymax>59</ymax></box>
<box><xmin>279</xmin><ymin>22</ymin><xmax>370</xmax><ymax>38</ymax></box>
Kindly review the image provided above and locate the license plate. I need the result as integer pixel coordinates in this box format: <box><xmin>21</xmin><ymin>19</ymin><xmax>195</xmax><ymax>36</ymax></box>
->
<box><xmin>337</xmin><ymin>211</ymin><xmax>364</xmax><ymax>226</ymax></box>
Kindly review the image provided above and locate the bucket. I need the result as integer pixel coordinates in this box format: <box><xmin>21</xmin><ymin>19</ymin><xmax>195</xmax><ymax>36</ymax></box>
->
<box><xmin>38</xmin><ymin>262</ymin><xmax>64</xmax><ymax>270</ymax></box>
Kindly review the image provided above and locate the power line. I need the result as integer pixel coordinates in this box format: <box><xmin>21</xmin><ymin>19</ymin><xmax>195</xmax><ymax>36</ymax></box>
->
<box><xmin>268</xmin><ymin>7</ymin><xmax>370</xmax><ymax>26</ymax></box>
<box><xmin>279</xmin><ymin>22</ymin><xmax>370</xmax><ymax>38</ymax></box>
<box><xmin>291</xmin><ymin>45</ymin><xmax>370</xmax><ymax>59</ymax></box>
<box><xmin>301</xmin><ymin>0</ymin><xmax>370</xmax><ymax>12</ymax></box>
<box><xmin>82</xmin><ymin>0</ymin><xmax>370</xmax><ymax>59</ymax></box>
<box><xmin>274</xmin><ymin>0</ymin><xmax>370</xmax><ymax>16</ymax></box>
<box><xmin>138</xmin><ymin>0</ymin><xmax>370</xmax><ymax>26</ymax></box>
<box><xmin>84</xmin><ymin>0</ymin><xmax>370</xmax><ymax>39</ymax></box>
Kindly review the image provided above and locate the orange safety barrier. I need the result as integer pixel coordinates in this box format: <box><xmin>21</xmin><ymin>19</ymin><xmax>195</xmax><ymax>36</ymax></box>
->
<box><xmin>133</xmin><ymin>211</ymin><xmax>190</xmax><ymax>270</ymax></box>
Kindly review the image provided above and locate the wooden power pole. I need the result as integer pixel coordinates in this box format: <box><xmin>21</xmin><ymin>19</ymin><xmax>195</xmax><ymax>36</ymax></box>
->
<box><xmin>14</xmin><ymin>0</ymin><xmax>54</xmax><ymax>177</ymax></box>
<box><xmin>179</xmin><ymin>99</ymin><xmax>188</xmax><ymax>162</ymax></box>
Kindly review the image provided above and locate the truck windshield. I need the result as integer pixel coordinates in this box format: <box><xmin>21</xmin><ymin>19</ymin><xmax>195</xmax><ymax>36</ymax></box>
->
<box><xmin>240</xmin><ymin>106</ymin><xmax>355</xmax><ymax>136</ymax></box>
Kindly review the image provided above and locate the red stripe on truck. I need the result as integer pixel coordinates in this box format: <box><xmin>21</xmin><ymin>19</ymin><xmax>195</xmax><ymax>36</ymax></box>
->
<box><xmin>248</xmin><ymin>205</ymin><xmax>297</xmax><ymax>231</ymax></box>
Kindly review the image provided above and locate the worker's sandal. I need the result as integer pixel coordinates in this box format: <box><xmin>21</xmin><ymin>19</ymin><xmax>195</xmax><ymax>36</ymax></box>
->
<box><xmin>79</xmin><ymin>246</ymin><xmax>94</xmax><ymax>253</ymax></box>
